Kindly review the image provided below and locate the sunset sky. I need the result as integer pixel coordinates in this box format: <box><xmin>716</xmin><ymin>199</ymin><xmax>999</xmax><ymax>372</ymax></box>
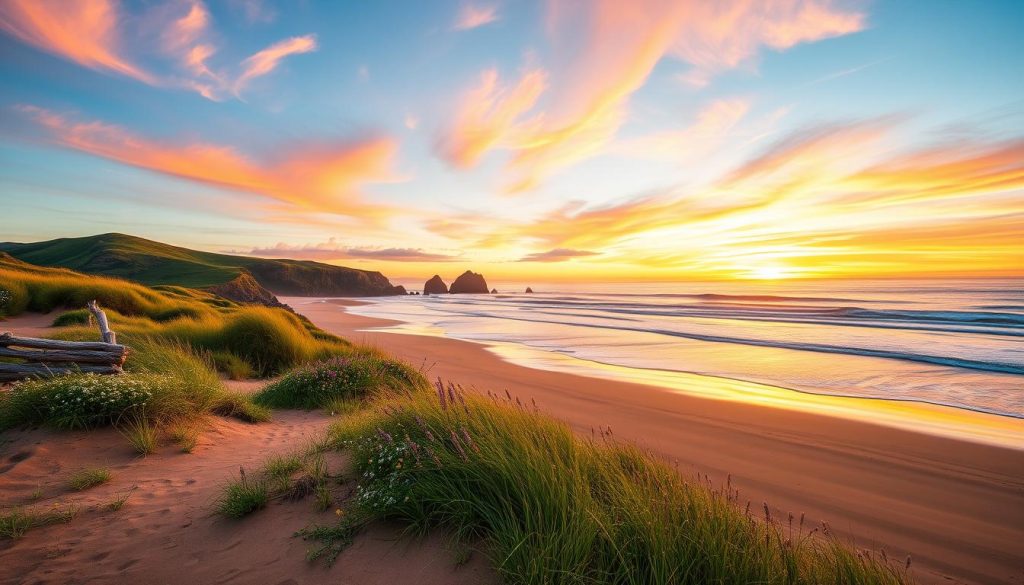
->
<box><xmin>1</xmin><ymin>0</ymin><xmax>1021</xmax><ymax>281</ymax></box>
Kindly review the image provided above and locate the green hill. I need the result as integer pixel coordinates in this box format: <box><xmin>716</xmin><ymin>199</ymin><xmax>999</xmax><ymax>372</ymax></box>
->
<box><xmin>0</xmin><ymin>233</ymin><xmax>406</xmax><ymax>299</ymax></box>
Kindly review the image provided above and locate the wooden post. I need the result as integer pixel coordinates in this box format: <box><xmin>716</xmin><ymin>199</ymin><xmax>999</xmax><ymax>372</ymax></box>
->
<box><xmin>86</xmin><ymin>300</ymin><xmax>116</xmax><ymax>345</ymax></box>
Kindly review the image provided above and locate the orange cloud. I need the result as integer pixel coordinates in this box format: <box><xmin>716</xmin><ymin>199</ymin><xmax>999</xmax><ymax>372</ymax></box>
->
<box><xmin>0</xmin><ymin>0</ymin><xmax>317</xmax><ymax>101</ymax></box>
<box><xmin>17</xmin><ymin>105</ymin><xmax>399</xmax><ymax>219</ymax></box>
<box><xmin>438</xmin><ymin>67</ymin><xmax>548</xmax><ymax>167</ymax></box>
<box><xmin>453</xmin><ymin>4</ymin><xmax>500</xmax><ymax>30</ymax></box>
<box><xmin>234</xmin><ymin>34</ymin><xmax>318</xmax><ymax>93</ymax></box>
<box><xmin>0</xmin><ymin>0</ymin><xmax>155</xmax><ymax>83</ymax></box>
<box><xmin>439</xmin><ymin>0</ymin><xmax>866</xmax><ymax>191</ymax></box>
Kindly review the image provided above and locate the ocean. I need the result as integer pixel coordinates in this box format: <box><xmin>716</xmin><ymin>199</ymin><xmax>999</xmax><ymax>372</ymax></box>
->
<box><xmin>346</xmin><ymin>279</ymin><xmax>1024</xmax><ymax>420</ymax></box>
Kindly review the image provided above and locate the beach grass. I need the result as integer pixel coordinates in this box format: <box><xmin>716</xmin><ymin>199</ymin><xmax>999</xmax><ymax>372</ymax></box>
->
<box><xmin>216</xmin><ymin>447</ymin><xmax>336</xmax><ymax>519</ymax></box>
<box><xmin>67</xmin><ymin>467</ymin><xmax>112</xmax><ymax>491</ymax></box>
<box><xmin>119</xmin><ymin>414</ymin><xmax>159</xmax><ymax>455</ymax></box>
<box><xmin>167</xmin><ymin>421</ymin><xmax>201</xmax><ymax>453</ymax></box>
<box><xmin>1</xmin><ymin>254</ymin><xmax>352</xmax><ymax>377</ymax></box>
<box><xmin>0</xmin><ymin>505</ymin><xmax>78</xmax><ymax>540</ymax></box>
<box><xmin>216</xmin><ymin>467</ymin><xmax>270</xmax><ymax>519</ymax></box>
<box><xmin>253</xmin><ymin>354</ymin><xmax>429</xmax><ymax>409</ymax></box>
<box><xmin>317</xmin><ymin>382</ymin><xmax>914</xmax><ymax>585</ymax></box>
<box><xmin>210</xmin><ymin>392</ymin><xmax>273</xmax><ymax>423</ymax></box>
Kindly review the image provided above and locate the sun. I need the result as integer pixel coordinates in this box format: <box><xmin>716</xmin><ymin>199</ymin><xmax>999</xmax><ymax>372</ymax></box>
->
<box><xmin>745</xmin><ymin>264</ymin><xmax>793</xmax><ymax>280</ymax></box>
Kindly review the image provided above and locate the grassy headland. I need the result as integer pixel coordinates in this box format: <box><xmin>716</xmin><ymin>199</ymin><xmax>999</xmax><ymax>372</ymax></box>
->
<box><xmin>0</xmin><ymin>232</ymin><xmax>404</xmax><ymax>296</ymax></box>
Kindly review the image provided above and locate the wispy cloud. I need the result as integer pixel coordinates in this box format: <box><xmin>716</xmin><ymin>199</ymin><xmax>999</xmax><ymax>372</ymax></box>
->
<box><xmin>247</xmin><ymin>239</ymin><xmax>461</xmax><ymax>262</ymax></box>
<box><xmin>0</xmin><ymin>0</ymin><xmax>156</xmax><ymax>83</ymax></box>
<box><xmin>438</xmin><ymin>67</ymin><xmax>548</xmax><ymax>167</ymax></box>
<box><xmin>519</xmin><ymin>248</ymin><xmax>601</xmax><ymax>262</ymax></box>
<box><xmin>437</xmin><ymin>0</ymin><xmax>866</xmax><ymax>191</ymax></box>
<box><xmin>234</xmin><ymin>34</ymin><xmax>318</xmax><ymax>94</ymax></box>
<box><xmin>17</xmin><ymin>105</ymin><xmax>400</xmax><ymax>219</ymax></box>
<box><xmin>453</xmin><ymin>4</ymin><xmax>500</xmax><ymax>30</ymax></box>
<box><xmin>0</xmin><ymin>0</ymin><xmax>317</xmax><ymax>100</ymax></box>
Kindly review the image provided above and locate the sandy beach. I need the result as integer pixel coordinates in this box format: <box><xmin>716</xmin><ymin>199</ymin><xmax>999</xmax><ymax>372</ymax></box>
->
<box><xmin>286</xmin><ymin>297</ymin><xmax>1024</xmax><ymax>585</ymax></box>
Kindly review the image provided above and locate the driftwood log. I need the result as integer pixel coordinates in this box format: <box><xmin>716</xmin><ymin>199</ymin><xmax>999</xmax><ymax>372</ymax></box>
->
<box><xmin>0</xmin><ymin>301</ymin><xmax>127</xmax><ymax>382</ymax></box>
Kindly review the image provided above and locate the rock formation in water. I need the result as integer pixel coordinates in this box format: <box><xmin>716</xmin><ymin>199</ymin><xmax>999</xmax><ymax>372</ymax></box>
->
<box><xmin>450</xmin><ymin>270</ymin><xmax>489</xmax><ymax>294</ymax></box>
<box><xmin>423</xmin><ymin>274</ymin><xmax>449</xmax><ymax>295</ymax></box>
<box><xmin>525</xmin><ymin>287</ymin><xmax>534</xmax><ymax>293</ymax></box>
<box><xmin>491</xmin><ymin>288</ymin><xmax>498</xmax><ymax>294</ymax></box>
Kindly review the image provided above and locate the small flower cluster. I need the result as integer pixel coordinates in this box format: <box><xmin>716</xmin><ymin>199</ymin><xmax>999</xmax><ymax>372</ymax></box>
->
<box><xmin>39</xmin><ymin>373</ymin><xmax>157</xmax><ymax>428</ymax></box>
<box><xmin>346</xmin><ymin>429</ymin><xmax>415</xmax><ymax>513</ymax></box>
<box><xmin>280</xmin><ymin>357</ymin><xmax>367</xmax><ymax>398</ymax></box>
<box><xmin>342</xmin><ymin>402</ymin><xmax>483</xmax><ymax>516</ymax></box>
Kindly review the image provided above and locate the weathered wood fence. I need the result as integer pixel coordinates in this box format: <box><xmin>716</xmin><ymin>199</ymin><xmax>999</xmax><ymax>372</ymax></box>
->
<box><xmin>0</xmin><ymin>301</ymin><xmax>128</xmax><ymax>382</ymax></box>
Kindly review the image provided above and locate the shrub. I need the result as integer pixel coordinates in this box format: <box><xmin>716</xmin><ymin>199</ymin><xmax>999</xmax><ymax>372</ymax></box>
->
<box><xmin>254</xmin><ymin>355</ymin><xmax>428</xmax><ymax>410</ymax></box>
<box><xmin>0</xmin><ymin>373</ymin><xmax>158</xmax><ymax>430</ymax></box>
<box><xmin>68</xmin><ymin>467</ymin><xmax>112</xmax><ymax>491</ymax></box>
<box><xmin>323</xmin><ymin>387</ymin><xmax>914</xmax><ymax>585</ymax></box>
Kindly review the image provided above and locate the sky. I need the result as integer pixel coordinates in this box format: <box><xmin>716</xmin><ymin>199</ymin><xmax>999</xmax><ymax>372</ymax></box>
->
<box><xmin>0</xmin><ymin>0</ymin><xmax>1022</xmax><ymax>282</ymax></box>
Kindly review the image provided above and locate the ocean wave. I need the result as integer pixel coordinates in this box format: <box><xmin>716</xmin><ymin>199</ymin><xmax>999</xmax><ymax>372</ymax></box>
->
<box><xmin>468</xmin><ymin>311</ymin><xmax>1024</xmax><ymax>376</ymax></box>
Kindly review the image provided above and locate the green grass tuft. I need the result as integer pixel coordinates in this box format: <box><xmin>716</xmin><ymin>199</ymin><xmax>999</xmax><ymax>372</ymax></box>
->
<box><xmin>167</xmin><ymin>422</ymin><xmax>201</xmax><ymax>453</ymax></box>
<box><xmin>254</xmin><ymin>354</ymin><xmax>428</xmax><ymax>410</ymax></box>
<box><xmin>210</xmin><ymin>392</ymin><xmax>272</xmax><ymax>423</ymax></box>
<box><xmin>119</xmin><ymin>414</ymin><xmax>159</xmax><ymax>455</ymax></box>
<box><xmin>216</xmin><ymin>468</ymin><xmax>269</xmax><ymax>519</ymax></box>
<box><xmin>0</xmin><ymin>505</ymin><xmax>78</xmax><ymax>539</ymax></box>
<box><xmin>210</xmin><ymin>351</ymin><xmax>255</xmax><ymax>380</ymax></box>
<box><xmin>68</xmin><ymin>467</ymin><xmax>112</xmax><ymax>491</ymax></box>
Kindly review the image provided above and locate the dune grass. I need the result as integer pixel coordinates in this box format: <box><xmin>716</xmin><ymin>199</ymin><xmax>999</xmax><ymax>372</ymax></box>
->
<box><xmin>168</xmin><ymin>421</ymin><xmax>201</xmax><ymax>453</ymax></box>
<box><xmin>48</xmin><ymin>306</ymin><xmax>350</xmax><ymax>377</ymax></box>
<box><xmin>0</xmin><ymin>253</ymin><xmax>221</xmax><ymax>320</ymax></box>
<box><xmin>0</xmin><ymin>505</ymin><xmax>78</xmax><ymax>540</ymax></box>
<box><xmin>67</xmin><ymin>467</ymin><xmax>112</xmax><ymax>491</ymax></box>
<box><xmin>253</xmin><ymin>354</ymin><xmax>428</xmax><ymax>409</ymax></box>
<box><xmin>120</xmin><ymin>414</ymin><xmax>159</xmax><ymax>455</ymax></box>
<box><xmin>216</xmin><ymin>447</ymin><xmax>334</xmax><ymax>519</ymax></box>
<box><xmin>216</xmin><ymin>467</ymin><xmax>270</xmax><ymax>519</ymax></box>
<box><xmin>2</xmin><ymin>255</ymin><xmax>351</xmax><ymax>377</ymax></box>
<box><xmin>315</xmin><ymin>382</ymin><xmax>914</xmax><ymax>585</ymax></box>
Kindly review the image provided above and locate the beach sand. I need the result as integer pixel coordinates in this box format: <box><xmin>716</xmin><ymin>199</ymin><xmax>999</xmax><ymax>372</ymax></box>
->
<box><xmin>286</xmin><ymin>297</ymin><xmax>1024</xmax><ymax>585</ymax></box>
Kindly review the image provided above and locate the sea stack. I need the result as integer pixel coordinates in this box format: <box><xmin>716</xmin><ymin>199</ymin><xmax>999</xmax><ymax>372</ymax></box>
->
<box><xmin>423</xmin><ymin>274</ymin><xmax>448</xmax><ymax>295</ymax></box>
<box><xmin>450</xmin><ymin>270</ymin><xmax>489</xmax><ymax>294</ymax></box>
<box><xmin>491</xmin><ymin>288</ymin><xmax>498</xmax><ymax>294</ymax></box>
<box><xmin>525</xmin><ymin>287</ymin><xmax>534</xmax><ymax>293</ymax></box>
